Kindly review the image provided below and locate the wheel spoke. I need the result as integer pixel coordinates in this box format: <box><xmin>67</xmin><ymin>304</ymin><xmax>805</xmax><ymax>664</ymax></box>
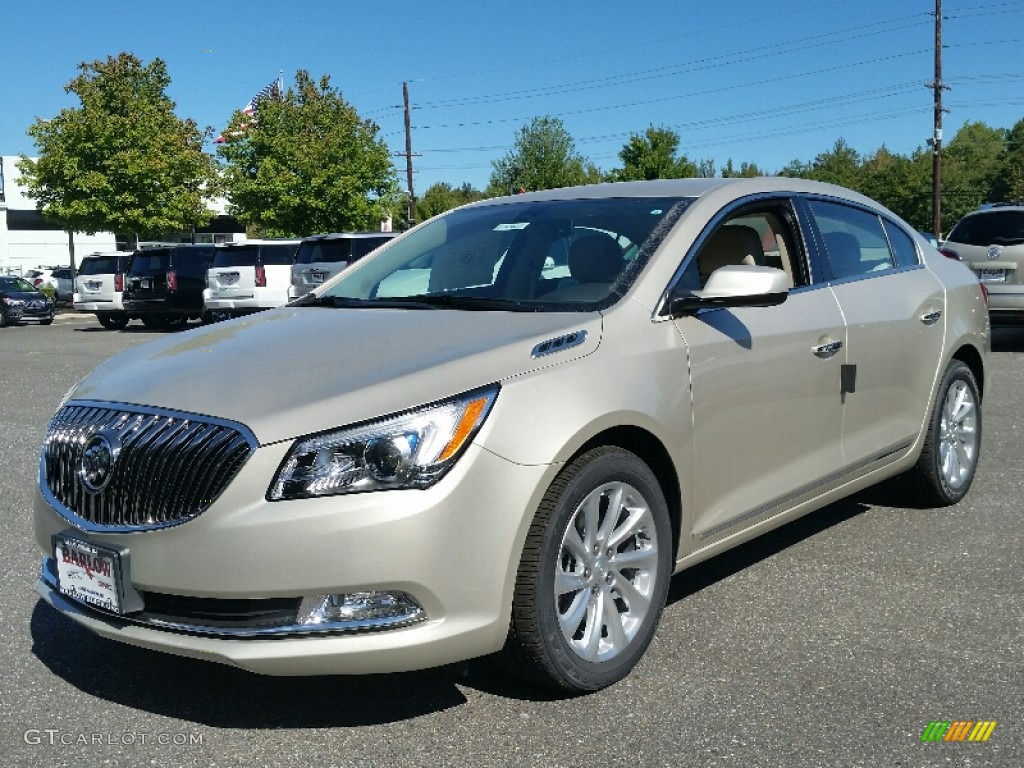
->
<box><xmin>596</xmin><ymin>486</ymin><xmax>623</xmax><ymax>544</ymax></box>
<box><xmin>609</xmin><ymin>545</ymin><xmax>658</xmax><ymax>572</ymax></box>
<box><xmin>600</xmin><ymin>587</ymin><xmax>628</xmax><ymax>652</ymax></box>
<box><xmin>555</xmin><ymin>569</ymin><xmax>588</xmax><ymax>596</ymax></box>
<box><xmin>580</xmin><ymin>593</ymin><xmax>604</xmax><ymax>660</ymax></box>
<box><xmin>558</xmin><ymin>591</ymin><xmax>589</xmax><ymax>644</ymax></box>
<box><xmin>581</xmin><ymin>494</ymin><xmax>602</xmax><ymax>551</ymax></box>
<box><xmin>607</xmin><ymin>505</ymin><xmax>651</xmax><ymax>551</ymax></box>
<box><xmin>562</xmin><ymin>524</ymin><xmax>589</xmax><ymax>563</ymax></box>
<box><xmin>611</xmin><ymin>571</ymin><xmax>651</xmax><ymax>616</ymax></box>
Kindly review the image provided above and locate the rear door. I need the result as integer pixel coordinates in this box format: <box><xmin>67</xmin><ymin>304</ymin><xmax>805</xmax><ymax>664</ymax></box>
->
<box><xmin>127</xmin><ymin>251</ymin><xmax>171</xmax><ymax>298</ymax></box>
<box><xmin>209</xmin><ymin>245</ymin><xmax>258</xmax><ymax>300</ymax></box>
<box><xmin>804</xmin><ymin>199</ymin><xmax>946</xmax><ymax>466</ymax></box>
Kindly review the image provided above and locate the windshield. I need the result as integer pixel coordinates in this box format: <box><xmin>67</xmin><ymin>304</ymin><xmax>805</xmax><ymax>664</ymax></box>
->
<box><xmin>0</xmin><ymin>276</ymin><xmax>36</xmax><ymax>292</ymax></box>
<box><xmin>323</xmin><ymin>197</ymin><xmax>690</xmax><ymax>311</ymax></box>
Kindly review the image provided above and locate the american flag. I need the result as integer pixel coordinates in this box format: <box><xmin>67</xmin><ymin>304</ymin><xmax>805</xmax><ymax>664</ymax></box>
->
<box><xmin>215</xmin><ymin>77</ymin><xmax>282</xmax><ymax>144</ymax></box>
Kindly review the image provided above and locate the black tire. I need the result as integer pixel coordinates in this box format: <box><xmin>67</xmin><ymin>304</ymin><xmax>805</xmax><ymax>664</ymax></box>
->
<box><xmin>502</xmin><ymin>446</ymin><xmax>672</xmax><ymax>693</ymax></box>
<box><xmin>140</xmin><ymin>314</ymin><xmax>168</xmax><ymax>330</ymax></box>
<box><xmin>0</xmin><ymin>308</ymin><xmax>7</xmax><ymax>328</ymax></box>
<box><xmin>97</xmin><ymin>313</ymin><xmax>129</xmax><ymax>330</ymax></box>
<box><xmin>904</xmin><ymin>360</ymin><xmax>982</xmax><ymax>506</ymax></box>
<box><xmin>39</xmin><ymin>318</ymin><xmax>53</xmax><ymax>326</ymax></box>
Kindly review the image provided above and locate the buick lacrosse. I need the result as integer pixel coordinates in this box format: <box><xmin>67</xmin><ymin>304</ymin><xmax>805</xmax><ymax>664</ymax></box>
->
<box><xmin>34</xmin><ymin>178</ymin><xmax>988</xmax><ymax>692</ymax></box>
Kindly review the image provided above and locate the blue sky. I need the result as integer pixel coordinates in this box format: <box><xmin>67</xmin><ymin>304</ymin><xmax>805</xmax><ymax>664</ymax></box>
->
<box><xmin>3</xmin><ymin>0</ymin><xmax>1022</xmax><ymax>194</ymax></box>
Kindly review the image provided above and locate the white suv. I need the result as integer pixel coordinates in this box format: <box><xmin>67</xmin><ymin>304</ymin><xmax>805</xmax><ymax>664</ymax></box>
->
<box><xmin>205</xmin><ymin>240</ymin><xmax>300</xmax><ymax>318</ymax></box>
<box><xmin>73</xmin><ymin>252</ymin><xmax>134</xmax><ymax>329</ymax></box>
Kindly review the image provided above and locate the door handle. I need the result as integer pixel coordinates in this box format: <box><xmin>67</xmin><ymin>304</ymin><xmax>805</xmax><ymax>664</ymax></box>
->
<box><xmin>813</xmin><ymin>339</ymin><xmax>843</xmax><ymax>358</ymax></box>
<box><xmin>920</xmin><ymin>309</ymin><xmax>942</xmax><ymax>325</ymax></box>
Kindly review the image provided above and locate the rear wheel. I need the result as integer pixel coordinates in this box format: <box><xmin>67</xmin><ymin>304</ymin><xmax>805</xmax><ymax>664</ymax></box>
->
<box><xmin>0</xmin><ymin>308</ymin><xmax>7</xmax><ymax>327</ymax></box>
<box><xmin>39</xmin><ymin>318</ymin><xmax>53</xmax><ymax>326</ymax></box>
<box><xmin>97</xmin><ymin>313</ymin><xmax>129</xmax><ymax>330</ymax></box>
<box><xmin>904</xmin><ymin>360</ymin><xmax>981</xmax><ymax>506</ymax></box>
<box><xmin>502</xmin><ymin>446</ymin><xmax>672</xmax><ymax>693</ymax></box>
<box><xmin>140</xmin><ymin>314</ymin><xmax>169</xmax><ymax>330</ymax></box>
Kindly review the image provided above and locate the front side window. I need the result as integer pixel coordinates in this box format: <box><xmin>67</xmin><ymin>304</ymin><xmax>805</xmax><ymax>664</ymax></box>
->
<box><xmin>809</xmin><ymin>200</ymin><xmax>895</xmax><ymax>280</ymax></box>
<box><xmin>324</xmin><ymin>197</ymin><xmax>691</xmax><ymax>312</ymax></box>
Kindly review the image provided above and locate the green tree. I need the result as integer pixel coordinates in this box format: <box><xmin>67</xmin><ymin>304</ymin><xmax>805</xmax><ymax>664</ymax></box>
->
<box><xmin>18</xmin><ymin>53</ymin><xmax>218</xmax><ymax>260</ymax></box>
<box><xmin>990</xmin><ymin>118</ymin><xmax>1024</xmax><ymax>203</ymax></box>
<box><xmin>942</xmin><ymin>121</ymin><xmax>1006</xmax><ymax>223</ymax></box>
<box><xmin>612</xmin><ymin>126</ymin><xmax>697</xmax><ymax>180</ymax></box>
<box><xmin>488</xmin><ymin>117</ymin><xmax>597</xmax><ymax>194</ymax></box>
<box><xmin>217</xmin><ymin>70</ymin><xmax>400</xmax><ymax>236</ymax></box>
<box><xmin>860</xmin><ymin>145</ymin><xmax>932</xmax><ymax>229</ymax></box>
<box><xmin>417</xmin><ymin>182</ymin><xmax>486</xmax><ymax>221</ymax></box>
<box><xmin>721</xmin><ymin>159</ymin><xmax>764</xmax><ymax>178</ymax></box>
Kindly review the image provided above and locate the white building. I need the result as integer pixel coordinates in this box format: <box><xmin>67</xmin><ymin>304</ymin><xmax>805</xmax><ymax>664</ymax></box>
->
<box><xmin>0</xmin><ymin>156</ymin><xmax>117</xmax><ymax>275</ymax></box>
<box><xmin>0</xmin><ymin>156</ymin><xmax>245</xmax><ymax>275</ymax></box>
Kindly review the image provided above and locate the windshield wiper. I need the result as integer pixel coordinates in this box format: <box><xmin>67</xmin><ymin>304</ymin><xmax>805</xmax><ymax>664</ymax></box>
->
<box><xmin>292</xmin><ymin>294</ymin><xmax>441</xmax><ymax>310</ymax></box>
<box><xmin>384</xmin><ymin>294</ymin><xmax>539</xmax><ymax>311</ymax></box>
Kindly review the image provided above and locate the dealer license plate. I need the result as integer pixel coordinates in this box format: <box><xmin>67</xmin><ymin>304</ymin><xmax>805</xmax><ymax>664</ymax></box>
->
<box><xmin>311</xmin><ymin>270</ymin><xmax>327</xmax><ymax>284</ymax></box>
<box><xmin>978</xmin><ymin>268</ymin><xmax>1006</xmax><ymax>283</ymax></box>
<box><xmin>55</xmin><ymin>537</ymin><xmax>123</xmax><ymax>614</ymax></box>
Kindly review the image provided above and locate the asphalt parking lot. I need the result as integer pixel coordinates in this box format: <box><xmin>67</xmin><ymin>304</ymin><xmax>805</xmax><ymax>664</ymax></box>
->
<box><xmin>2</xmin><ymin>314</ymin><xmax>1022</xmax><ymax>768</ymax></box>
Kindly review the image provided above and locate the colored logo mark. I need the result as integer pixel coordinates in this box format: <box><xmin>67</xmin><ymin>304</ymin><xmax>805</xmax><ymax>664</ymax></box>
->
<box><xmin>921</xmin><ymin>721</ymin><xmax>997</xmax><ymax>742</ymax></box>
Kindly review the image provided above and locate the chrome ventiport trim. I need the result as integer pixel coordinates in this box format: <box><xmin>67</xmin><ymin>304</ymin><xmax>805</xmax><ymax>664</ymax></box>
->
<box><xmin>531</xmin><ymin>330</ymin><xmax>588</xmax><ymax>358</ymax></box>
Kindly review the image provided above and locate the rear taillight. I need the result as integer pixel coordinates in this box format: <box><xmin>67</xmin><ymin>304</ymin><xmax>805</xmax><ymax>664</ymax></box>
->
<box><xmin>167</xmin><ymin>271</ymin><xmax>178</xmax><ymax>291</ymax></box>
<box><xmin>979</xmin><ymin>282</ymin><xmax>989</xmax><ymax>306</ymax></box>
<box><xmin>114</xmin><ymin>273</ymin><xmax>124</xmax><ymax>292</ymax></box>
<box><xmin>255</xmin><ymin>266</ymin><xmax>267</xmax><ymax>287</ymax></box>
<box><xmin>939</xmin><ymin>247</ymin><xmax>961</xmax><ymax>261</ymax></box>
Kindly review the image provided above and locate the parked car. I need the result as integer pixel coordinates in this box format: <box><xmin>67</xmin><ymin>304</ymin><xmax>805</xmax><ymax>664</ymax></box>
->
<box><xmin>122</xmin><ymin>245</ymin><xmax>217</xmax><ymax>329</ymax></box>
<box><xmin>33</xmin><ymin>178</ymin><xmax>988</xmax><ymax>693</ymax></box>
<box><xmin>25</xmin><ymin>266</ymin><xmax>73</xmax><ymax>301</ymax></box>
<box><xmin>73</xmin><ymin>252</ymin><xmax>134</xmax><ymax>329</ymax></box>
<box><xmin>290</xmin><ymin>232</ymin><xmax>398</xmax><ymax>298</ymax></box>
<box><xmin>0</xmin><ymin>276</ymin><xmax>55</xmax><ymax>326</ymax></box>
<box><xmin>205</xmin><ymin>239</ymin><xmax>300</xmax><ymax>319</ymax></box>
<box><xmin>941</xmin><ymin>203</ymin><xmax>1024</xmax><ymax>322</ymax></box>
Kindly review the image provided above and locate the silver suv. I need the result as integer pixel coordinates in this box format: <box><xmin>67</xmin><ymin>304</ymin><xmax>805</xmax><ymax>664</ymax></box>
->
<box><xmin>290</xmin><ymin>232</ymin><xmax>398</xmax><ymax>298</ymax></box>
<box><xmin>942</xmin><ymin>203</ymin><xmax>1024</xmax><ymax>322</ymax></box>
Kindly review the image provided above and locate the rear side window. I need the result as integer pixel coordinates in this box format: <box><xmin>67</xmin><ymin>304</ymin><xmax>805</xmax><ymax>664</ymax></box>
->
<box><xmin>262</xmin><ymin>244</ymin><xmax>297</xmax><ymax>265</ymax></box>
<box><xmin>883</xmin><ymin>220</ymin><xmax>919</xmax><ymax>268</ymax></box>
<box><xmin>809</xmin><ymin>201</ymin><xmax>895</xmax><ymax>279</ymax></box>
<box><xmin>130</xmin><ymin>251</ymin><xmax>171</xmax><ymax>275</ymax></box>
<box><xmin>947</xmin><ymin>211</ymin><xmax>1024</xmax><ymax>246</ymax></box>
<box><xmin>173</xmin><ymin>247</ymin><xmax>216</xmax><ymax>275</ymax></box>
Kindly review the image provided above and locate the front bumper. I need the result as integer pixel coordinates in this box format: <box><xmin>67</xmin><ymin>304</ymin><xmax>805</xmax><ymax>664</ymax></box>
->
<box><xmin>34</xmin><ymin>441</ymin><xmax>553</xmax><ymax>676</ymax></box>
<box><xmin>5</xmin><ymin>302</ymin><xmax>54</xmax><ymax>322</ymax></box>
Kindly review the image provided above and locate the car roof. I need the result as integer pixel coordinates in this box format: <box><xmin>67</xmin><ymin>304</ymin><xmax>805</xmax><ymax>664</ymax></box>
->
<box><xmin>469</xmin><ymin>177</ymin><xmax>887</xmax><ymax>211</ymax></box>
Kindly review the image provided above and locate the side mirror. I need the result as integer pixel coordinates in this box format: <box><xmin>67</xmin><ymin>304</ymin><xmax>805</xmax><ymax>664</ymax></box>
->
<box><xmin>667</xmin><ymin>265</ymin><xmax>790</xmax><ymax>316</ymax></box>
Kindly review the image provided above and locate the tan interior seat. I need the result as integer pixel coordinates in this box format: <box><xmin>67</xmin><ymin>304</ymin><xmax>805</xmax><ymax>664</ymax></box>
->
<box><xmin>698</xmin><ymin>224</ymin><xmax>764</xmax><ymax>283</ymax></box>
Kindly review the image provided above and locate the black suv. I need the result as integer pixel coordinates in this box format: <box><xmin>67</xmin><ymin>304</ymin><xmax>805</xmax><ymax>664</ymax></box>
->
<box><xmin>123</xmin><ymin>245</ymin><xmax>217</xmax><ymax>329</ymax></box>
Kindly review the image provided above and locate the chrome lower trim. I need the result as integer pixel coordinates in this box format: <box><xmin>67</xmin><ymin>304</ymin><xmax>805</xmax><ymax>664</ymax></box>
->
<box><xmin>38</xmin><ymin>558</ymin><xmax>426</xmax><ymax>639</ymax></box>
<box><xmin>698</xmin><ymin>440</ymin><xmax>914</xmax><ymax>541</ymax></box>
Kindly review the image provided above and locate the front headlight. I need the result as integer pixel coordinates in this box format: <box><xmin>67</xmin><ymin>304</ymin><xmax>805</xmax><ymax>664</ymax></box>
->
<box><xmin>268</xmin><ymin>385</ymin><xmax>499</xmax><ymax>500</ymax></box>
<box><xmin>2</xmin><ymin>297</ymin><xmax>23</xmax><ymax>306</ymax></box>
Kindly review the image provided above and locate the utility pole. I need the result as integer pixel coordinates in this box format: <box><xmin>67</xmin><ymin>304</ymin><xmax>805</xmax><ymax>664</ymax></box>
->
<box><xmin>928</xmin><ymin>0</ymin><xmax>950</xmax><ymax>237</ymax></box>
<box><xmin>401</xmin><ymin>82</ymin><xmax>417</xmax><ymax>226</ymax></box>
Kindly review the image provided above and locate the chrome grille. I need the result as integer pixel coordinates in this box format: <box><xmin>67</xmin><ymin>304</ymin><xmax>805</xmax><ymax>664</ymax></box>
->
<box><xmin>42</xmin><ymin>402</ymin><xmax>256</xmax><ymax>531</ymax></box>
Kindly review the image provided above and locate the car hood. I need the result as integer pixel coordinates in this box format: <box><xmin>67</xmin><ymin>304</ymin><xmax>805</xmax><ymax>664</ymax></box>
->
<box><xmin>70</xmin><ymin>306</ymin><xmax>602</xmax><ymax>444</ymax></box>
<box><xmin>3</xmin><ymin>291</ymin><xmax>48</xmax><ymax>301</ymax></box>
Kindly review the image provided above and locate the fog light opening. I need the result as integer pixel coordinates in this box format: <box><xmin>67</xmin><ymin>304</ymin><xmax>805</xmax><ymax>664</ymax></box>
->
<box><xmin>296</xmin><ymin>590</ymin><xmax>425</xmax><ymax>628</ymax></box>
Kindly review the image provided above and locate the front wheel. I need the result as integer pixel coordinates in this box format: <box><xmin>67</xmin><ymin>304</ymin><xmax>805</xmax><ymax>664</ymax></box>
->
<box><xmin>502</xmin><ymin>446</ymin><xmax>672</xmax><ymax>693</ymax></box>
<box><xmin>904</xmin><ymin>360</ymin><xmax>982</xmax><ymax>506</ymax></box>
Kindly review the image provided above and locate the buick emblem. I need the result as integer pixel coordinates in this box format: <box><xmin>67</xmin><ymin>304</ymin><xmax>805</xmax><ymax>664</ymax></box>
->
<box><xmin>79</xmin><ymin>431</ymin><xmax>120</xmax><ymax>494</ymax></box>
<box><xmin>987</xmin><ymin>245</ymin><xmax>1002</xmax><ymax>260</ymax></box>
